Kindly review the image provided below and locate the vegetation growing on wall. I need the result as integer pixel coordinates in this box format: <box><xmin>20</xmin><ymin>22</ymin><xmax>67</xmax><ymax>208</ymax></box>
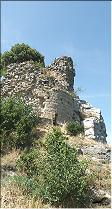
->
<box><xmin>66</xmin><ymin>121</ymin><xmax>84</xmax><ymax>136</ymax></box>
<box><xmin>1</xmin><ymin>43</ymin><xmax>45</xmax><ymax>70</ymax></box>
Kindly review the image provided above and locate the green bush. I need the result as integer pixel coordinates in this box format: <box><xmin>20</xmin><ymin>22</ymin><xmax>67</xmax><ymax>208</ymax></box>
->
<box><xmin>1</xmin><ymin>43</ymin><xmax>45</xmax><ymax>67</ymax></box>
<box><xmin>0</xmin><ymin>97</ymin><xmax>38</xmax><ymax>152</ymax></box>
<box><xmin>17</xmin><ymin>128</ymin><xmax>91</xmax><ymax>207</ymax></box>
<box><xmin>66</xmin><ymin>121</ymin><xmax>84</xmax><ymax>136</ymax></box>
<box><xmin>16</xmin><ymin>148</ymin><xmax>40</xmax><ymax>177</ymax></box>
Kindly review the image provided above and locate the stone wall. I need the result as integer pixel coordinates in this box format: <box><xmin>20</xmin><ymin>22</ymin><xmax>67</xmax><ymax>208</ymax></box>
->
<box><xmin>1</xmin><ymin>56</ymin><xmax>107</xmax><ymax>143</ymax></box>
<box><xmin>41</xmin><ymin>89</ymin><xmax>80</xmax><ymax>124</ymax></box>
<box><xmin>47</xmin><ymin>56</ymin><xmax>75</xmax><ymax>91</ymax></box>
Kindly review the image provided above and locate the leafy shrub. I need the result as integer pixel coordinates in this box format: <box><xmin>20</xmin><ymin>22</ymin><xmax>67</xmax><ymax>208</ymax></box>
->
<box><xmin>17</xmin><ymin>128</ymin><xmax>91</xmax><ymax>207</ymax></box>
<box><xmin>0</xmin><ymin>97</ymin><xmax>38</xmax><ymax>152</ymax></box>
<box><xmin>1</xmin><ymin>43</ymin><xmax>45</xmax><ymax>67</ymax></box>
<box><xmin>66</xmin><ymin>121</ymin><xmax>84</xmax><ymax>136</ymax></box>
<box><xmin>16</xmin><ymin>149</ymin><xmax>40</xmax><ymax>177</ymax></box>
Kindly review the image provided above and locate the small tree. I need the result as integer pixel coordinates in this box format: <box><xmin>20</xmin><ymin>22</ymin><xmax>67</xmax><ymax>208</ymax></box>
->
<box><xmin>17</xmin><ymin>128</ymin><xmax>91</xmax><ymax>207</ymax></box>
<box><xmin>1</xmin><ymin>43</ymin><xmax>45</xmax><ymax>67</ymax></box>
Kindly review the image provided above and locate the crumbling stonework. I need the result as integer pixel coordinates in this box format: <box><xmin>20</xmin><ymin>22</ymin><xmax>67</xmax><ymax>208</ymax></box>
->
<box><xmin>41</xmin><ymin>89</ymin><xmax>80</xmax><ymax>124</ymax></box>
<box><xmin>1</xmin><ymin>56</ymin><xmax>107</xmax><ymax>143</ymax></box>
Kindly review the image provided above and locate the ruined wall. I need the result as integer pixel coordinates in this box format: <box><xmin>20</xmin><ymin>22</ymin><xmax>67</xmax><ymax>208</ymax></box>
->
<box><xmin>47</xmin><ymin>56</ymin><xmax>75</xmax><ymax>91</ymax></box>
<box><xmin>41</xmin><ymin>89</ymin><xmax>80</xmax><ymax>124</ymax></box>
<box><xmin>1</xmin><ymin>56</ymin><xmax>107</xmax><ymax>143</ymax></box>
<box><xmin>1</xmin><ymin>57</ymin><xmax>76</xmax><ymax>120</ymax></box>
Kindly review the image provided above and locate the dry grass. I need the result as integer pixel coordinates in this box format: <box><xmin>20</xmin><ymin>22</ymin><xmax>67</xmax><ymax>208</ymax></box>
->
<box><xmin>87</xmin><ymin>159</ymin><xmax>111</xmax><ymax>192</ymax></box>
<box><xmin>61</xmin><ymin>130</ymin><xmax>111</xmax><ymax>194</ymax></box>
<box><xmin>76</xmin><ymin>154</ymin><xmax>111</xmax><ymax>194</ymax></box>
<box><xmin>66</xmin><ymin>134</ymin><xmax>111</xmax><ymax>148</ymax></box>
<box><xmin>1</xmin><ymin>149</ymin><xmax>21</xmax><ymax>167</ymax></box>
<box><xmin>60</xmin><ymin>123</ymin><xmax>111</xmax><ymax>148</ymax></box>
<box><xmin>1</xmin><ymin>180</ymin><xmax>50</xmax><ymax>208</ymax></box>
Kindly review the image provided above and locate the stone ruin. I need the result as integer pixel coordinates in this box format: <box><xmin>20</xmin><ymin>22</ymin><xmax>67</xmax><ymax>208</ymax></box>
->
<box><xmin>1</xmin><ymin>56</ymin><xmax>107</xmax><ymax>143</ymax></box>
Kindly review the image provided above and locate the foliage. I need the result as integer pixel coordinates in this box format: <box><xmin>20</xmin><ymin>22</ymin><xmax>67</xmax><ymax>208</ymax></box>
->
<box><xmin>34</xmin><ymin>61</ymin><xmax>45</xmax><ymax>69</ymax></box>
<box><xmin>66</xmin><ymin>121</ymin><xmax>84</xmax><ymax>136</ymax></box>
<box><xmin>0</xmin><ymin>54</ymin><xmax>6</xmax><ymax>76</ymax></box>
<box><xmin>1</xmin><ymin>43</ymin><xmax>45</xmax><ymax>68</ymax></box>
<box><xmin>0</xmin><ymin>67</ymin><xmax>7</xmax><ymax>77</ymax></box>
<box><xmin>0</xmin><ymin>97</ymin><xmax>38</xmax><ymax>152</ymax></box>
<box><xmin>16</xmin><ymin>149</ymin><xmax>40</xmax><ymax>177</ymax></box>
<box><xmin>11</xmin><ymin>175</ymin><xmax>38</xmax><ymax>196</ymax></box>
<box><xmin>17</xmin><ymin>128</ymin><xmax>91</xmax><ymax>207</ymax></box>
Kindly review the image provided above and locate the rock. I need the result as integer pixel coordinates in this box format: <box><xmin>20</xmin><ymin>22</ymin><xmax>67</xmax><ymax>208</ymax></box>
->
<box><xmin>1</xmin><ymin>165</ymin><xmax>17</xmax><ymax>179</ymax></box>
<box><xmin>83</xmin><ymin>118</ymin><xmax>94</xmax><ymax>129</ymax></box>
<box><xmin>77</xmin><ymin>148</ymin><xmax>83</xmax><ymax>155</ymax></box>
<box><xmin>82</xmin><ymin>144</ymin><xmax>111</xmax><ymax>162</ymax></box>
<box><xmin>15</xmin><ymin>75</ymin><xmax>19</xmax><ymax>79</ymax></box>
<box><xmin>92</xmin><ymin>189</ymin><xmax>111</xmax><ymax>206</ymax></box>
<box><xmin>79</xmin><ymin>100</ymin><xmax>107</xmax><ymax>143</ymax></box>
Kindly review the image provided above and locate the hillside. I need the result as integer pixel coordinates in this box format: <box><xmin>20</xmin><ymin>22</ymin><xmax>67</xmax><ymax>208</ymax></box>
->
<box><xmin>1</xmin><ymin>44</ymin><xmax>111</xmax><ymax>208</ymax></box>
<box><xmin>1</xmin><ymin>124</ymin><xmax>111</xmax><ymax>208</ymax></box>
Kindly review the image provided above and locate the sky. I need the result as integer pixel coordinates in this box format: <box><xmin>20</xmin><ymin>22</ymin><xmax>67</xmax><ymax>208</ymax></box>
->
<box><xmin>1</xmin><ymin>1</ymin><xmax>111</xmax><ymax>143</ymax></box>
